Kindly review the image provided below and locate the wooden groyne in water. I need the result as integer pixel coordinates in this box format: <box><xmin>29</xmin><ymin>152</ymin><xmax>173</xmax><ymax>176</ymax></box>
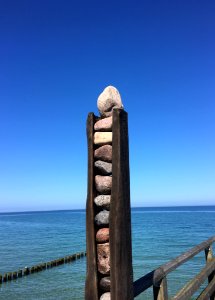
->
<box><xmin>0</xmin><ymin>251</ymin><xmax>86</xmax><ymax>284</ymax></box>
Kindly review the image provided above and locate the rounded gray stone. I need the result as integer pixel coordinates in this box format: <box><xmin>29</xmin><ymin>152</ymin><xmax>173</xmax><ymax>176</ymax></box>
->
<box><xmin>95</xmin><ymin>210</ymin><xmax>109</xmax><ymax>226</ymax></box>
<box><xmin>94</xmin><ymin>195</ymin><xmax>111</xmax><ymax>210</ymax></box>
<box><xmin>100</xmin><ymin>277</ymin><xmax>111</xmax><ymax>292</ymax></box>
<box><xmin>95</xmin><ymin>160</ymin><xmax>112</xmax><ymax>175</ymax></box>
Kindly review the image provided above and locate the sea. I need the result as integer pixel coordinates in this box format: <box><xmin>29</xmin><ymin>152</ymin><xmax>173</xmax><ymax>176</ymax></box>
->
<box><xmin>0</xmin><ymin>206</ymin><xmax>215</xmax><ymax>300</ymax></box>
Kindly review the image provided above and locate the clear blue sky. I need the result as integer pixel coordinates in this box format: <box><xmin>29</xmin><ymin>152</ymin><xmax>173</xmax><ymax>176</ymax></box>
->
<box><xmin>0</xmin><ymin>0</ymin><xmax>214</xmax><ymax>212</ymax></box>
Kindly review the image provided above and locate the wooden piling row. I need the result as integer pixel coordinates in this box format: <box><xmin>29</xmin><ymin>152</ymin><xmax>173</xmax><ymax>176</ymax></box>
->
<box><xmin>0</xmin><ymin>251</ymin><xmax>86</xmax><ymax>284</ymax></box>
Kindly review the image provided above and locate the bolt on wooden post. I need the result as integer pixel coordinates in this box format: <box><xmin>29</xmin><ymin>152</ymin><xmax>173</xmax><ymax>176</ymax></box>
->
<box><xmin>85</xmin><ymin>86</ymin><xmax>134</xmax><ymax>300</ymax></box>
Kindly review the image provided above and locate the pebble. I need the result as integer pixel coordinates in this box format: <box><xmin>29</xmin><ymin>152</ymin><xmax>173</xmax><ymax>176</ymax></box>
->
<box><xmin>100</xmin><ymin>277</ymin><xmax>111</xmax><ymax>292</ymax></box>
<box><xmin>94</xmin><ymin>132</ymin><xmax>112</xmax><ymax>145</ymax></box>
<box><xmin>97</xmin><ymin>86</ymin><xmax>123</xmax><ymax>117</ymax></box>
<box><xmin>94</xmin><ymin>145</ymin><xmax>112</xmax><ymax>162</ymax></box>
<box><xmin>95</xmin><ymin>210</ymin><xmax>109</xmax><ymax>226</ymax></box>
<box><xmin>94</xmin><ymin>195</ymin><xmax>111</xmax><ymax>210</ymax></box>
<box><xmin>96</xmin><ymin>228</ymin><xmax>109</xmax><ymax>243</ymax></box>
<box><xmin>95</xmin><ymin>175</ymin><xmax>112</xmax><ymax>194</ymax></box>
<box><xmin>94</xmin><ymin>116</ymin><xmax>112</xmax><ymax>131</ymax></box>
<box><xmin>100</xmin><ymin>292</ymin><xmax>111</xmax><ymax>300</ymax></box>
<box><xmin>97</xmin><ymin>243</ymin><xmax>110</xmax><ymax>275</ymax></box>
<box><xmin>95</xmin><ymin>160</ymin><xmax>112</xmax><ymax>175</ymax></box>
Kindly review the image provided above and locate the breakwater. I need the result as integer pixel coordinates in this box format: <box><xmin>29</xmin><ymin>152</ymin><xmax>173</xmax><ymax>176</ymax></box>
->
<box><xmin>0</xmin><ymin>251</ymin><xmax>86</xmax><ymax>284</ymax></box>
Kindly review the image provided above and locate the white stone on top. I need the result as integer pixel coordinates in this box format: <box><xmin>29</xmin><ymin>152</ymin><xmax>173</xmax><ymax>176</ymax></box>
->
<box><xmin>97</xmin><ymin>86</ymin><xmax>123</xmax><ymax>117</ymax></box>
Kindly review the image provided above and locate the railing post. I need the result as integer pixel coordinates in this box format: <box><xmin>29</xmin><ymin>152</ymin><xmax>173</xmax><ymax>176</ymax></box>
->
<box><xmin>153</xmin><ymin>277</ymin><xmax>168</xmax><ymax>300</ymax></box>
<box><xmin>205</xmin><ymin>245</ymin><xmax>215</xmax><ymax>300</ymax></box>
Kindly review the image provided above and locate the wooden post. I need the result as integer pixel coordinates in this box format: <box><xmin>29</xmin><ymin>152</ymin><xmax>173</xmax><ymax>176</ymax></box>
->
<box><xmin>3</xmin><ymin>273</ymin><xmax>7</xmax><ymax>282</ymax></box>
<box><xmin>85</xmin><ymin>109</ymin><xmax>133</xmax><ymax>300</ymax></box>
<box><xmin>85</xmin><ymin>113</ymin><xmax>99</xmax><ymax>300</ymax></box>
<box><xmin>110</xmin><ymin>109</ymin><xmax>134</xmax><ymax>300</ymax></box>
<box><xmin>153</xmin><ymin>277</ymin><xmax>168</xmax><ymax>300</ymax></box>
<box><xmin>205</xmin><ymin>245</ymin><xmax>215</xmax><ymax>300</ymax></box>
<box><xmin>23</xmin><ymin>268</ymin><xmax>30</xmax><ymax>276</ymax></box>
<box><xmin>7</xmin><ymin>273</ymin><xmax>12</xmax><ymax>281</ymax></box>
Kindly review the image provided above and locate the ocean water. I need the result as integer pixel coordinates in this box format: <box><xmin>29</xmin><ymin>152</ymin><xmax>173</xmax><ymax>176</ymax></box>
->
<box><xmin>0</xmin><ymin>206</ymin><xmax>215</xmax><ymax>299</ymax></box>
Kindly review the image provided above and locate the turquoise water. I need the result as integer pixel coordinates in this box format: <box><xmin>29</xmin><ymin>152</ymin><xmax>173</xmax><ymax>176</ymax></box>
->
<box><xmin>0</xmin><ymin>206</ymin><xmax>215</xmax><ymax>299</ymax></box>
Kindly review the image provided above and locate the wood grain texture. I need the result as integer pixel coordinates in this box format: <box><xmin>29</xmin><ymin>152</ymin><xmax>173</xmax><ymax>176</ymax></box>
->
<box><xmin>153</xmin><ymin>277</ymin><xmax>168</xmax><ymax>300</ymax></box>
<box><xmin>205</xmin><ymin>246</ymin><xmax>215</xmax><ymax>300</ymax></box>
<box><xmin>85</xmin><ymin>113</ymin><xmax>99</xmax><ymax>300</ymax></box>
<box><xmin>110</xmin><ymin>108</ymin><xmax>134</xmax><ymax>300</ymax></box>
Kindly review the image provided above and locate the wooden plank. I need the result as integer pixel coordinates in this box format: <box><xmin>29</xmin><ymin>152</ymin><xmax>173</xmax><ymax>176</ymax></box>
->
<box><xmin>153</xmin><ymin>277</ymin><xmax>168</xmax><ymax>300</ymax></box>
<box><xmin>205</xmin><ymin>246</ymin><xmax>215</xmax><ymax>300</ymax></box>
<box><xmin>160</xmin><ymin>237</ymin><xmax>215</xmax><ymax>279</ymax></box>
<box><xmin>173</xmin><ymin>258</ymin><xmax>215</xmax><ymax>300</ymax></box>
<box><xmin>197</xmin><ymin>276</ymin><xmax>215</xmax><ymax>300</ymax></box>
<box><xmin>85</xmin><ymin>113</ymin><xmax>99</xmax><ymax>300</ymax></box>
<box><xmin>110</xmin><ymin>108</ymin><xmax>134</xmax><ymax>300</ymax></box>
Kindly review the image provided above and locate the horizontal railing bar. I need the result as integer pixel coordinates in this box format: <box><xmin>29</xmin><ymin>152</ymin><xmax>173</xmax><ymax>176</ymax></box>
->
<box><xmin>133</xmin><ymin>236</ymin><xmax>215</xmax><ymax>297</ymax></box>
<box><xmin>196</xmin><ymin>275</ymin><xmax>215</xmax><ymax>300</ymax></box>
<box><xmin>173</xmin><ymin>258</ymin><xmax>215</xmax><ymax>300</ymax></box>
<box><xmin>133</xmin><ymin>271</ymin><xmax>155</xmax><ymax>297</ymax></box>
<box><xmin>159</xmin><ymin>237</ymin><xmax>215</xmax><ymax>283</ymax></box>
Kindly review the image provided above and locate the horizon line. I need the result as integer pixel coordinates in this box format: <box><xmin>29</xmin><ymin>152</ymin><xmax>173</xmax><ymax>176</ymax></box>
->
<box><xmin>1</xmin><ymin>204</ymin><xmax>215</xmax><ymax>214</ymax></box>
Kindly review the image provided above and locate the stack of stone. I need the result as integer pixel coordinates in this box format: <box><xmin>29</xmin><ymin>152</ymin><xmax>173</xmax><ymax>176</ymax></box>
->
<box><xmin>93</xmin><ymin>86</ymin><xmax>123</xmax><ymax>300</ymax></box>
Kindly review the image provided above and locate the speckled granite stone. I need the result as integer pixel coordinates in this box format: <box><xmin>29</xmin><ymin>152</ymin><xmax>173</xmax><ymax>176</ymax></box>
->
<box><xmin>96</xmin><ymin>228</ymin><xmax>109</xmax><ymax>243</ymax></box>
<box><xmin>94</xmin><ymin>116</ymin><xmax>112</xmax><ymax>131</ymax></box>
<box><xmin>94</xmin><ymin>195</ymin><xmax>111</xmax><ymax>210</ymax></box>
<box><xmin>95</xmin><ymin>175</ymin><xmax>112</xmax><ymax>194</ymax></box>
<box><xmin>95</xmin><ymin>210</ymin><xmax>109</xmax><ymax>226</ymax></box>
<box><xmin>94</xmin><ymin>145</ymin><xmax>112</xmax><ymax>162</ymax></box>
<box><xmin>97</xmin><ymin>243</ymin><xmax>110</xmax><ymax>275</ymax></box>
<box><xmin>95</xmin><ymin>160</ymin><xmax>112</xmax><ymax>175</ymax></box>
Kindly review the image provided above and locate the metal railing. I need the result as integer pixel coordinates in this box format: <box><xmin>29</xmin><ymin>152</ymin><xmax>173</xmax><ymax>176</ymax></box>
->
<box><xmin>133</xmin><ymin>236</ymin><xmax>215</xmax><ymax>300</ymax></box>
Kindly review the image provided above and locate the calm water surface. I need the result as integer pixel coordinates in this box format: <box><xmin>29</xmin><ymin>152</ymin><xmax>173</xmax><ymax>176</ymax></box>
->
<box><xmin>0</xmin><ymin>206</ymin><xmax>215</xmax><ymax>299</ymax></box>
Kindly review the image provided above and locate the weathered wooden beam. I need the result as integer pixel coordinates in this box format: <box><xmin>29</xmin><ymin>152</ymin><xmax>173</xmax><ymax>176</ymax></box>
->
<box><xmin>110</xmin><ymin>109</ymin><xmax>134</xmax><ymax>300</ymax></box>
<box><xmin>205</xmin><ymin>245</ymin><xmax>215</xmax><ymax>300</ymax></box>
<box><xmin>173</xmin><ymin>258</ymin><xmax>215</xmax><ymax>300</ymax></box>
<box><xmin>85</xmin><ymin>113</ymin><xmax>99</xmax><ymax>300</ymax></box>
<box><xmin>197</xmin><ymin>276</ymin><xmax>215</xmax><ymax>300</ymax></box>
<box><xmin>160</xmin><ymin>237</ymin><xmax>215</xmax><ymax>279</ymax></box>
<box><xmin>153</xmin><ymin>277</ymin><xmax>168</xmax><ymax>300</ymax></box>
